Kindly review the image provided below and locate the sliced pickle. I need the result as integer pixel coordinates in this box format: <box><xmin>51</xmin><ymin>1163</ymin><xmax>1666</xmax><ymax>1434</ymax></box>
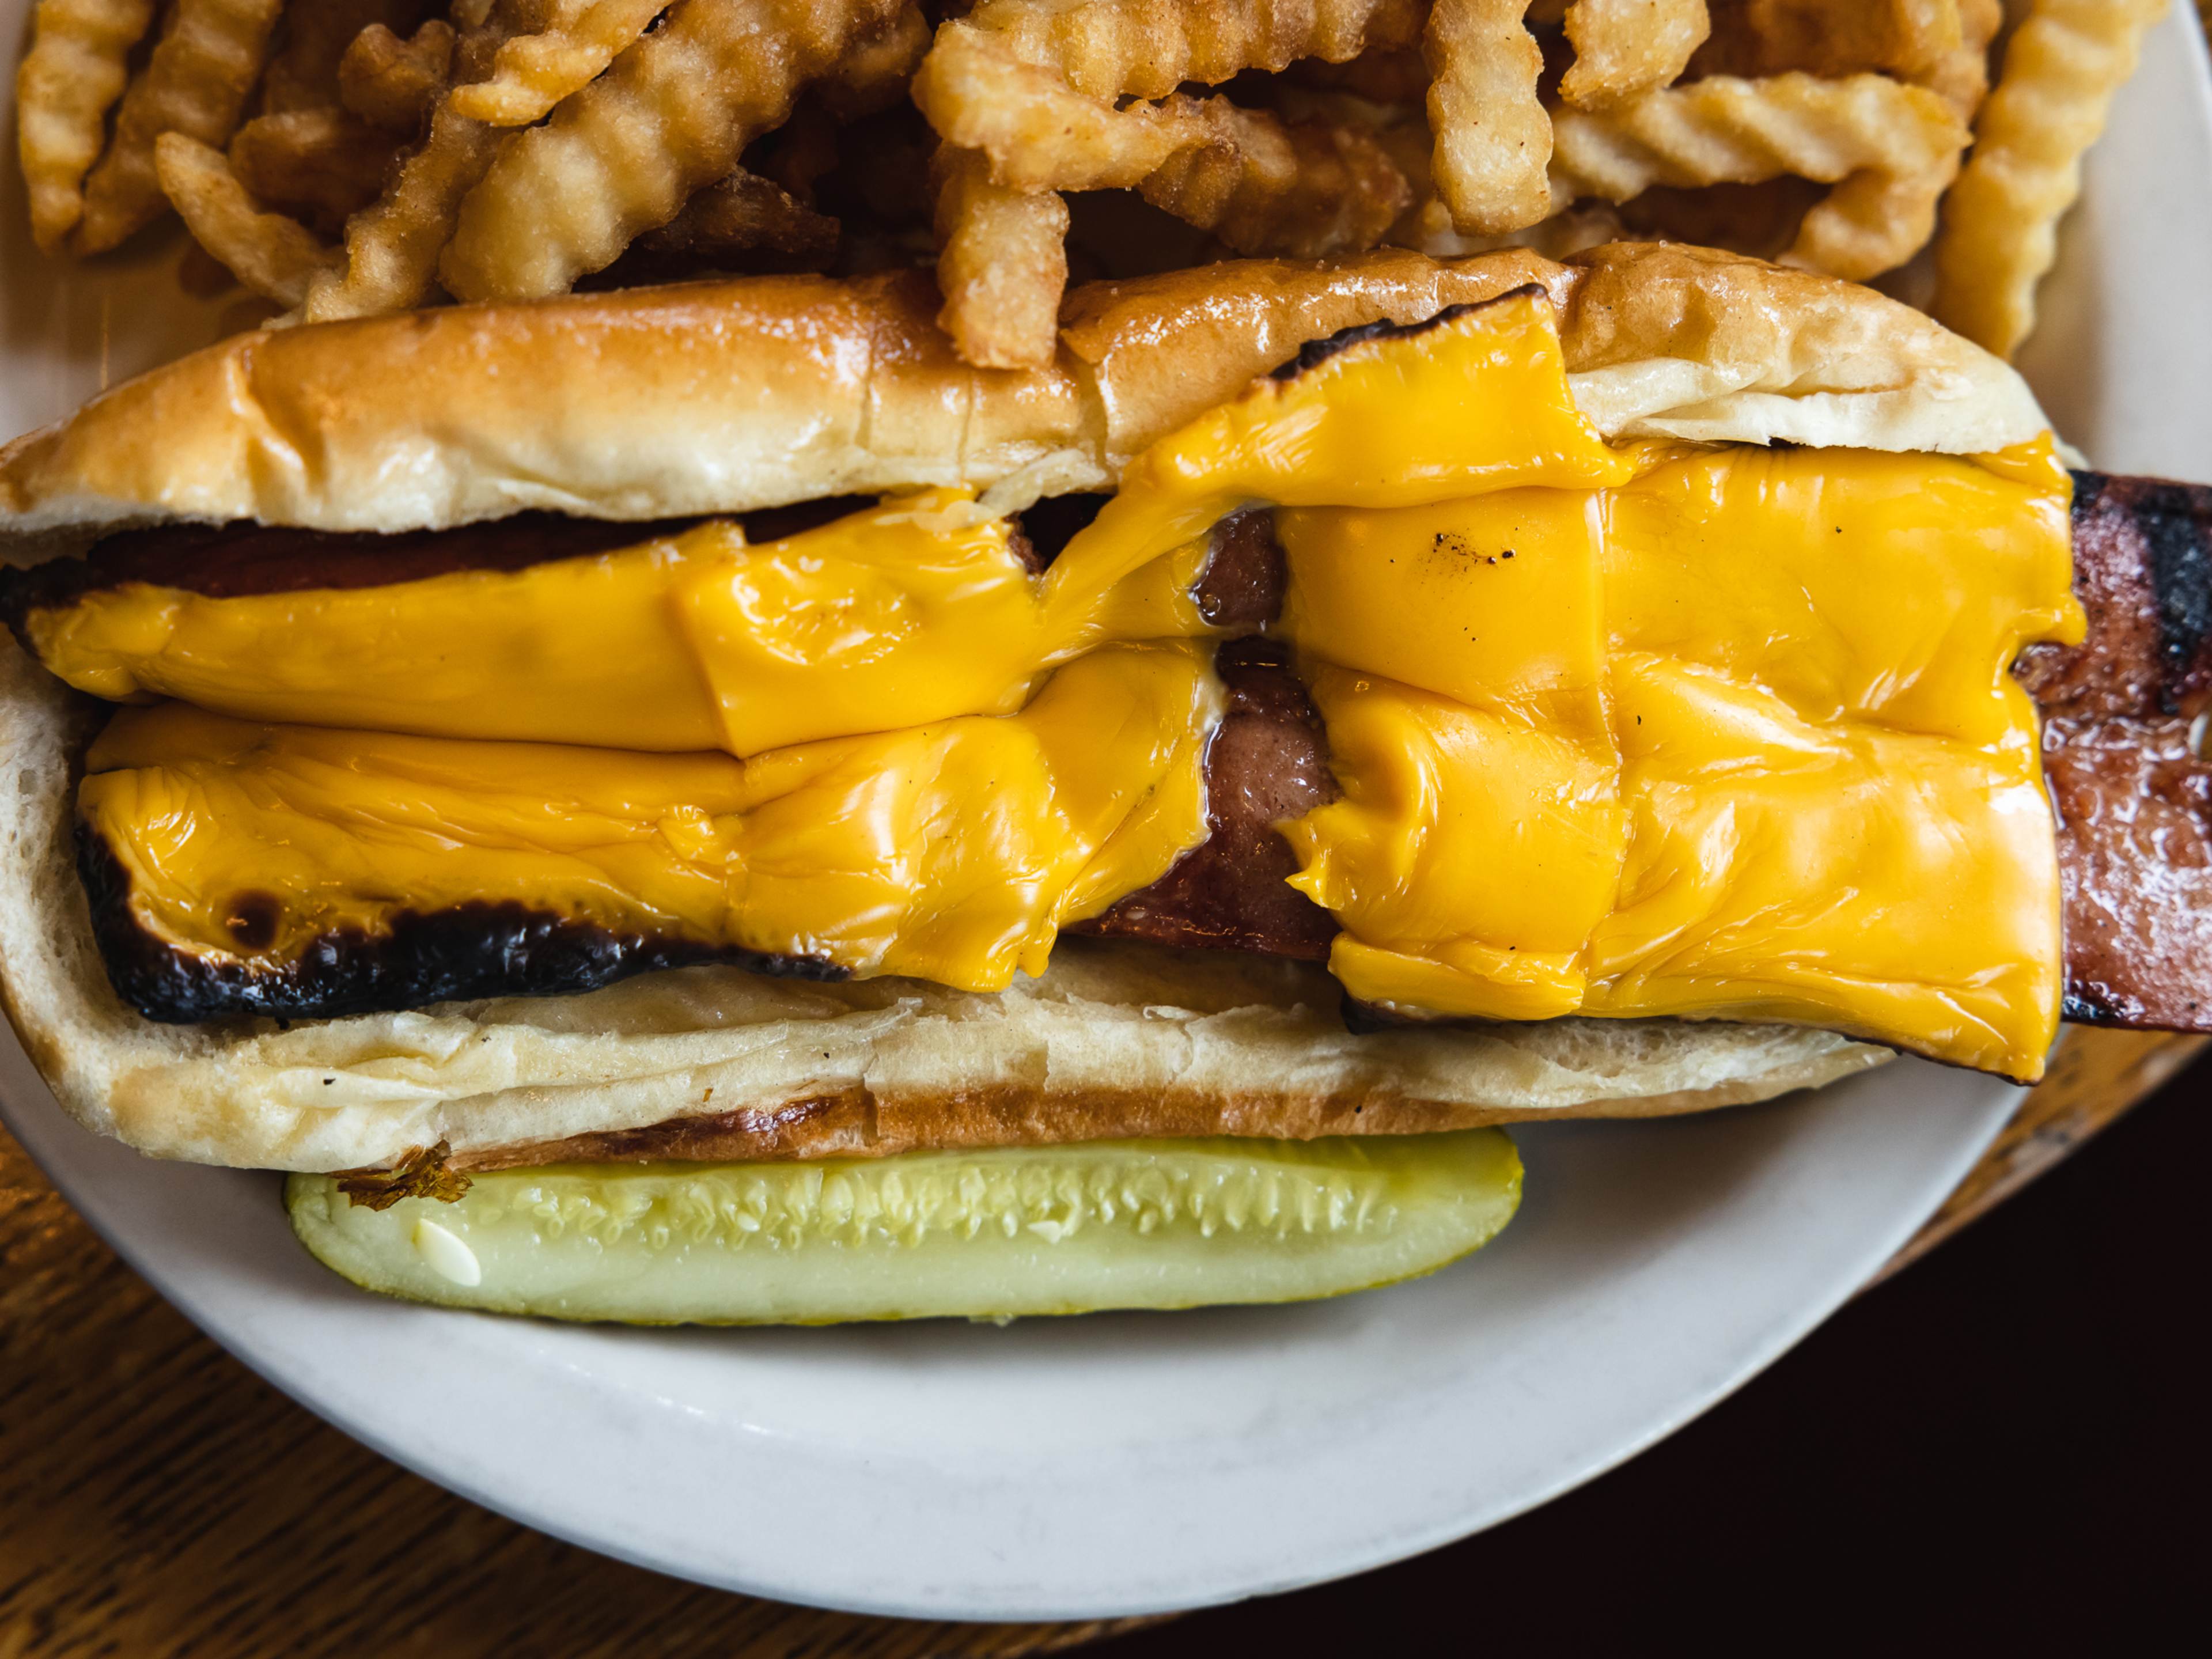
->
<box><xmin>284</xmin><ymin>1134</ymin><xmax>1522</xmax><ymax>1325</ymax></box>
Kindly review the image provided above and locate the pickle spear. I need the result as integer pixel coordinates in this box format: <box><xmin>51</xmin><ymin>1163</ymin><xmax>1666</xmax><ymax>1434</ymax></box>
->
<box><xmin>285</xmin><ymin>1134</ymin><xmax>1522</xmax><ymax>1324</ymax></box>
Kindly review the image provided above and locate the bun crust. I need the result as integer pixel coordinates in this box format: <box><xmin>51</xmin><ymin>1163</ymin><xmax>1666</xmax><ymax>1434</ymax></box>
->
<box><xmin>0</xmin><ymin>244</ymin><xmax>2047</xmax><ymax>544</ymax></box>
<box><xmin>1</xmin><ymin>243</ymin><xmax>1976</xmax><ymax>1172</ymax></box>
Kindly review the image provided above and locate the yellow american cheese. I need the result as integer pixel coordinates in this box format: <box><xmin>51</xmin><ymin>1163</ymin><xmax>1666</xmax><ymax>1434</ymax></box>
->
<box><xmin>32</xmin><ymin>490</ymin><xmax>1215</xmax><ymax>756</ymax></box>
<box><xmin>1270</xmin><ymin>435</ymin><xmax>2080</xmax><ymax>1078</ymax></box>
<box><xmin>81</xmin><ymin>643</ymin><xmax>1221</xmax><ymax>991</ymax></box>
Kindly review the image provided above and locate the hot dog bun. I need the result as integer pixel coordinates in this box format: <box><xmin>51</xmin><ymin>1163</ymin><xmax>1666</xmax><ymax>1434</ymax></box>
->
<box><xmin>0</xmin><ymin>243</ymin><xmax>2047</xmax><ymax>1173</ymax></box>
<box><xmin>0</xmin><ymin>243</ymin><xmax>2042</xmax><ymax>544</ymax></box>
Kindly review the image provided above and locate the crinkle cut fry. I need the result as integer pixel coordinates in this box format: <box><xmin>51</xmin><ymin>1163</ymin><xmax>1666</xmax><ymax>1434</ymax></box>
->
<box><xmin>1138</xmin><ymin>100</ymin><xmax>1413</xmax><ymax>259</ymax></box>
<box><xmin>297</xmin><ymin>7</ymin><xmax>519</xmax><ymax>324</ymax></box>
<box><xmin>154</xmin><ymin>131</ymin><xmax>340</xmax><ymax>305</ymax></box>
<box><xmin>228</xmin><ymin>108</ymin><xmax>400</xmax><ymax>232</ymax></box>
<box><xmin>74</xmin><ymin>0</ymin><xmax>288</xmax><ymax>255</ymax></box>
<box><xmin>1423</xmin><ymin>0</ymin><xmax>1555</xmax><ymax>236</ymax></box>
<box><xmin>915</xmin><ymin>18</ymin><xmax>1414</xmax><ymax>239</ymax></box>
<box><xmin>338</xmin><ymin>18</ymin><xmax>459</xmax><ymax>134</ymax></box>
<box><xmin>1696</xmin><ymin>0</ymin><xmax>2002</xmax><ymax>116</ymax></box>
<box><xmin>912</xmin><ymin>20</ymin><xmax>1205</xmax><ymax>191</ymax></box>
<box><xmin>438</xmin><ymin>0</ymin><xmax>907</xmax><ymax>303</ymax></box>
<box><xmin>447</xmin><ymin>0</ymin><xmax>672</xmax><ymax>127</ymax></box>
<box><xmin>817</xmin><ymin>2</ymin><xmax>930</xmax><ymax>120</ymax></box>
<box><xmin>1560</xmin><ymin>0</ymin><xmax>1711</xmax><ymax>109</ymax></box>
<box><xmin>912</xmin><ymin>0</ymin><xmax>1432</xmax><ymax>365</ymax></box>
<box><xmin>1920</xmin><ymin>0</ymin><xmax>2002</xmax><ymax>118</ymax></box>
<box><xmin>912</xmin><ymin>4</ymin><xmax>1423</xmax><ymax>191</ymax></box>
<box><xmin>14</xmin><ymin>0</ymin><xmax>158</xmax><ymax>253</ymax></box>
<box><xmin>1548</xmin><ymin>71</ymin><xmax>1971</xmax><ymax>280</ymax></box>
<box><xmin>1932</xmin><ymin>0</ymin><xmax>2170</xmax><ymax>359</ymax></box>
<box><xmin>914</xmin><ymin>13</ymin><xmax>1414</xmax><ymax>256</ymax></box>
<box><xmin>956</xmin><ymin>0</ymin><xmax>1427</xmax><ymax>100</ymax></box>
<box><xmin>642</xmin><ymin>168</ymin><xmax>838</xmax><ymax>258</ymax></box>
<box><xmin>932</xmin><ymin>145</ymin><xmax>1069</xmax><ymax>372</ymax></box>
<box><xmin>259</xmin><ymin>0</ymin><xmax>432</xmax><ymax>113</ymax></box>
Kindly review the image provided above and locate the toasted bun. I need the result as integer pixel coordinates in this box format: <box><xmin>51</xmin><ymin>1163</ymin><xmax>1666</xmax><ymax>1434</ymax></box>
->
<box><xmin>0</xmin><ymin>243</ymin><xmax>2046</xmax><ymax>545</ymax></box>
<box><xmin>0</xmin><ymin>242</ymin><xmax>1980</xmax><ymax>1172</ymax></box>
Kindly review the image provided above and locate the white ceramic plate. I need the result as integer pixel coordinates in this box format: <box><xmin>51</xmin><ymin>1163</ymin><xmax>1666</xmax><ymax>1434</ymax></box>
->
<box><xmin>4</xmin><ymin>6</ymin><xmax>2209</xmax><ymax>1622</ymax></box>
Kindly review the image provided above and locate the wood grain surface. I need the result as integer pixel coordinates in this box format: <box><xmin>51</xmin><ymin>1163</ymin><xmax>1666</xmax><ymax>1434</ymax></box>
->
<box><xmin>0</xmin><ymin>1027</ymin><xmax>2196</xmax><ymax>1658</ymax></box>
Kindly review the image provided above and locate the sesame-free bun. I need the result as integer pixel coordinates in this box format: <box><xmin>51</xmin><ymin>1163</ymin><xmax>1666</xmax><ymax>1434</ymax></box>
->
<box><xmin>0</xmin><ymin>243</ymin><xmax>2047</xmax><ymax>546</ymax></box>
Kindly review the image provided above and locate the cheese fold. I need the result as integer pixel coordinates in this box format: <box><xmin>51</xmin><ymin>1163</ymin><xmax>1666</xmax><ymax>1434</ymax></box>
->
<box><xmin>81</xmin><ymin>643</ymin><xmax>1223</xmax><ymax>993</ymax></box>
<box><xmin>1274</xmin><ymin>437</ymin><xmax>2081</xmax><ymax>1078</ymax></box>
<box><xmin>29</xmin><ymin>490</ymin><xmax>1217</xmax><ymax>756</ymax></box>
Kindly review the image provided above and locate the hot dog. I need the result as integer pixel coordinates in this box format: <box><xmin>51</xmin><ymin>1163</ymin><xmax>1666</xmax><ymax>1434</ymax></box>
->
<box><xmin>2</xmin><ymin>242</ymin><xmax>2201</xmax><ymax>1320</ymax></box>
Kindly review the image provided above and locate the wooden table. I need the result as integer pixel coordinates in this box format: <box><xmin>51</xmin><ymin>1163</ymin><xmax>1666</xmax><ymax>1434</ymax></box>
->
<box><xmin>0</xmin><ymin>1027</ymin><xmax>2198</xmax><ymax>1656</ymax></box>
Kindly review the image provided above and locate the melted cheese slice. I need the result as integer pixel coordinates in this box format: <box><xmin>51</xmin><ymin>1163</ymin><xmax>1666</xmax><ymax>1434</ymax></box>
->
<box><xmin>32</xmin><ymin>490</ymin><xmax>1215</xmax><ymax>756</ymax></box>
<box><xmin>1277</xmin><ymin>438</ymin><xmax>2081</xmax><ymax>1078</ymax></box>
<box><xmin>1041</xmin><ymin>292</ymin><xmax>1646</xmax><ymax>610</ymax></box>
<box><xmin>82</xmin><ymin>643</ymin><xmax>1221</xmax><ymax>991</ymax></box>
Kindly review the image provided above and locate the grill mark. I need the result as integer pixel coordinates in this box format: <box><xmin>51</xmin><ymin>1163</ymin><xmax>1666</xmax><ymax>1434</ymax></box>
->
<box><xmin>77</xmin><ymin>830</ymin><xmax>845</xmax><ymax>1025</ymax></box>
<box><xmin>1267</xmin><ymin>284</ymin><xmax>1548</xmax><ymax>380</ymax></box>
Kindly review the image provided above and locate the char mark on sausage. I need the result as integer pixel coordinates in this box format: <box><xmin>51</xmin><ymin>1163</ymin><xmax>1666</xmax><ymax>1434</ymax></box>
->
<box><xmin>78</xmin><ymin>828</ymin><xmax>846</xmax><ymax>1025</ymax></box>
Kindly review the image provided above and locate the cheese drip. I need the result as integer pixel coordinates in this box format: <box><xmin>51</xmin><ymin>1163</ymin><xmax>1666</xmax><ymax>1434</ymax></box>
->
<box><xmin>1275</xmin><ymin>440</ymin><xmax>2082</xmax><ymax>1078</ymax></box>
<box><xmin>31</xmin><ymin>490</ymin><xmax>1215</xmax><ymax>756</ymax></box>
<box><xmin>81</xmin><ymin>643</ymin><xmax>1222</xmax><ymax>991</ymax></box>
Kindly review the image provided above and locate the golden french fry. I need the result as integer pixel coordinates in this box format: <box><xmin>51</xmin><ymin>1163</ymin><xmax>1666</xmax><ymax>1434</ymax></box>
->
<box><xmin>1560</xmin><ymin>0</ymin><xmax>1711</xmax><ymax>108</ymax></box>
<box><xmin>154</xmin><ymin>130</ymin><xmax>340</xmax><ymax>305</ymax></box>
<box><xmin>817</xmin><ymin>2</ymin><xmax>930</xmax><ymax>120</ymax></box>
<box><xmin>1933</xmin><ymin>0</ymin><xmax>2171</xmax><ymax>357</ymax></box>
<box><xmin>1423</xmin><ymin>0</ymin><xmax>1554</xmax><ymax>236</ymax></box>
<box><xmin>914</xmin><ymin>1</ymin><xmax>1430</xmax><ymax>366</ymax></box>
<box><xmin>912</xmin><ymin>20</ymin><xmax>1207</xmax><ymax>191</ymax></box>
<box><xmin>1917</xmin><ymin>0</ymin><xmax>2002</xmax><ymax>117</ymax></box>
<box><xmin>229</xmin><ymin>109</ymin><xmax>400</xmax><ymax>231</ymax></box>
<box><xmin>446</xmin><ymin>1</ymin><xmax>671</xmax><ymax>127</ymax></box>
<box><xmin>1138</xmin><ymin>100</ymin><xmax>1412</xmax><ymax>258</ymax></box>
<box><xmin>933</xmin><ymin>145</ymin><xmax>1067</xmax><ymax>370</ymax></box>
<box><xmin>14</xmin><ymin>0</ymin><xmax>158</xmax><ymax>253</ymax></box>
<box><xmin>259</xmin><ymin>0</ymin><xmax>431</xmax><ymax>113</ymax></box>
<box><xmin>338</xmin><ymin>19</ymin><xmax>459</xmax><ymax>133</ymax></box>
<box><xmin>641</xmin><ymin>168</ymin><xmax>839</xmax><ymax>257</ymax></box>
<box><xmin>1548</xmin><ymin>71</ymin><xmax>1969</xmax><ymax>279</ymax></box>
<box><xmin>298</xmin><ymin>10</ymin><xmax>517</xmax><ymax>323</ymax></box>
<box><xmin>75</xmin><ymin>0</ymin><xmax>289</xmax><ymax>254</ymax></box>
<box><xmin>439</xmin><ymin>0</ymin><xmax>906</xmax><ymax>302</ymax></box>
<box><xmin>1698</xmin><ymin>0</ymin><xmax>1999</xmax><ymax>113</ymax></box>
<box><xmin>958</xmin><ymin>0</ymin><xmax>1426</xmax><ymax>100</ymax></box>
